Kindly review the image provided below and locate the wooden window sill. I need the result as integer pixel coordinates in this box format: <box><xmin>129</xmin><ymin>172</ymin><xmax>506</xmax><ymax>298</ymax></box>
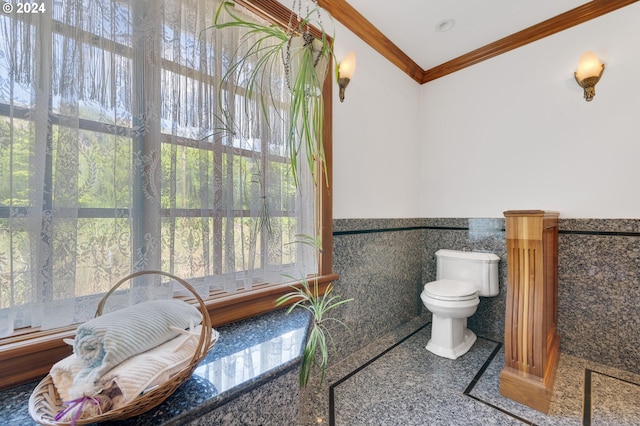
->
<box><xmin>0</xmin><ymin>273</ymin><xmax>338</xmax><ymax>390</ymax></box>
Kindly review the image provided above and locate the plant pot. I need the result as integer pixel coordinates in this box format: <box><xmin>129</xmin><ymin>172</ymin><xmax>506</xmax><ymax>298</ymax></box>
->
<box><xmin>285</xmin><ymin>34</ymin><xmax>330</xmax><ymax>96</ymax></box>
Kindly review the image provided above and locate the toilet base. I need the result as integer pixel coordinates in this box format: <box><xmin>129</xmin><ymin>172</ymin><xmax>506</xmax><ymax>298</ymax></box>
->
<box><xmin>425</xmin><ymin>315</ymin><xmax>477</xmax><ymax>360</ymax></box>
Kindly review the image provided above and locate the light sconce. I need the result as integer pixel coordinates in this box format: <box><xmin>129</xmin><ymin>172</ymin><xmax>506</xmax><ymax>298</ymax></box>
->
<box><xmin>574</xmin><ymin>51</ymin><xmax>605</xmax><ymax>102</ymax></box>
<box><xmin>337</xmin><ymin>51</ymin><xmax>356</xmax><ymax>102</ymax></box>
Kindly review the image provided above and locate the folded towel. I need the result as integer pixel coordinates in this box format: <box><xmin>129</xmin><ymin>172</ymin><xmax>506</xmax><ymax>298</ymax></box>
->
<box><xmin>71</xmin><ymin>299</ymin><xmax>202</xmax><ymax>385</ymax></box>
<box><xmin>102</xmin><ymin>325</ymin><xmax>219</xmax><ymax>409</ymax></box>
<box><xmin>50</xmin><ymin>352</ymin><xmax>85</xmax><ymax>402</ymax></box>
<box><xmin>51</xmin><ymin>326</ymin><xmax>220</xmax><ymax>410</ymax></box>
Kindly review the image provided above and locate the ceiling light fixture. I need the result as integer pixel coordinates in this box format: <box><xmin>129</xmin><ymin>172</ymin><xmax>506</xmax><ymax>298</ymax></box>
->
<box><xmin>435</xmin><ymin>19</ymin><xmax>455</xmax><ymax>33</ymax></box>
<box><xmin>574</xmin><ymin>51</ymin><xmax>605</xmax><ymax>102</ymax></box>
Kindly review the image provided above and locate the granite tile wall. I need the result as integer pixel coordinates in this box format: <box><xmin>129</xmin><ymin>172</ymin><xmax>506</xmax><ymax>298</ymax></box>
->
<box><xmin>188</xmin><ymin>368</ymin><xmax>299</xmax><ymax>425</ymax></box>
<box><xmin>331</xmin><ymin>218</ymin><xmax>640</xmax><ymax>376</ymax></box>
<box><xmin>557</xmin><ymin>219</ymin><xmax>640</xmax><ymax>374</ymax></box>
<box><xmin>328</xmin><ymin>219</ymin><xmax>428</xmax><ymax>364</ymax></box>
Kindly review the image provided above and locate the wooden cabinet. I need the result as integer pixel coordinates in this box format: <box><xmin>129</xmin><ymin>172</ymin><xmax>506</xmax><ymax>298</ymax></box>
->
<box><xmin>499</xmin><ymin>210</ymin><xmax>560</xmax><ymax>413</ymax></box>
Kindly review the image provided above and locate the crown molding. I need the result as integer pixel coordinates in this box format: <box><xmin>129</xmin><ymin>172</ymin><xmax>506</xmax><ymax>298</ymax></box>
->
<box><xmin>319</xmin><ymin>0</ymin><xmax>640</xmax><ymax>85</ymax></box>
<box><xmin>319</xmin><ymin>0</ymin><xmax>424</xmax><ymax>83</ymax></box>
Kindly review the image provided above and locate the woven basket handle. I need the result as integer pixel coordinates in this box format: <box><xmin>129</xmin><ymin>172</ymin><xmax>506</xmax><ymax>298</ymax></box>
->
<box><xmin>94</xmin><ymin>270</ymin><xmax>213</xmax><ymax>363</ymax></box>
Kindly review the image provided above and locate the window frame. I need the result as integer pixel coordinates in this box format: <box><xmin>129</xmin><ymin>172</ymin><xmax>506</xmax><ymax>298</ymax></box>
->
<box><xmin>0</xmin><ymin>0</ymin><xmax>335</xmax><ymax>390</ymax></box>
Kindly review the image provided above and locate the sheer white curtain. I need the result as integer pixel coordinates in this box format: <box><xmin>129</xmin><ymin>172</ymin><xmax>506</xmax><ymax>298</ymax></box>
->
<box><xmin>0</xmin><ymin>0</ymin><xmax>316</xmax><ymax>337</ymax></box>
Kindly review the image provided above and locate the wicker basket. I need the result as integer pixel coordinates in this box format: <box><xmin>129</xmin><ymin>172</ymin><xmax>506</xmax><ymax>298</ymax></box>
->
<box><xmin>28</xmin><ymin>270</ymin><xmax>215</xmax><ymax>425</ymax></box>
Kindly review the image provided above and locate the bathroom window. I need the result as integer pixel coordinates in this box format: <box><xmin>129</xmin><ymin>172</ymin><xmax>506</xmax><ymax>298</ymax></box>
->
<box><xmin>0</xmin><ymin>0</ymin><xmax>332</xmax><ymax>381</ymax></box>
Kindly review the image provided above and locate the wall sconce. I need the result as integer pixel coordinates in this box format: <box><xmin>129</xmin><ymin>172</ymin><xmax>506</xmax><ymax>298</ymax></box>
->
<box><xmin>338</xmin><ymin>51</ymin><xmax>356</xmax><ymax>102</ymax></box>
<box><xmin>574</xmin><ymin>51</ymin><xmax>605</xmax><ymax>102</ymax></box>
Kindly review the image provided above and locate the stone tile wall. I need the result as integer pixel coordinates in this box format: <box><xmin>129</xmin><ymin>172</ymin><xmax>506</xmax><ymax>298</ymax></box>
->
<box><xmin>557</xmin><ymin>219</ymin><xmax>640</xmax><ymax>374</ymax></box>
<box><xmin>330</xmin><ymin>218</ymin><xmax>640</xmax><ymax>375</ymax></box>
<box><xmin>328</xmin><ymin>219</ymin><xmax>428</xmax><ymax>363</ymax></box>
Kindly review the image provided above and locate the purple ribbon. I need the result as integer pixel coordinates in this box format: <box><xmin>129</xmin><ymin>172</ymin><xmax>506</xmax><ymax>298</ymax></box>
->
<box><xmin>54</xmin><ymin>395</ymin><xmax>103</xmax><ymax>425</ymax></box>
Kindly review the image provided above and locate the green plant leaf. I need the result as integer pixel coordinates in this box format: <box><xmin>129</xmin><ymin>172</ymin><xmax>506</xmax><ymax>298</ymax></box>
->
<box><xmin>206</xmin><ymin>1</ymin><xmax>335</xmax><ymax>188</ymax></box>
<box><xmin>275</xmin><ymin>279</ymin><xmax>351</xmax><ymax>387</ymax></box>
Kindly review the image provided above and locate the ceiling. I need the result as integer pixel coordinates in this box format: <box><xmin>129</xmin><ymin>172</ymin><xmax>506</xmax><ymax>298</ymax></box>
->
<box><xmin>342</xmin><ymin>0</ymin><xmax>591</xmax><ymax>71</ymax></box>
<box><xmin>266</xmin><ymin>0</ymin><xmax>637</xmax><ymax>83</ymax></box>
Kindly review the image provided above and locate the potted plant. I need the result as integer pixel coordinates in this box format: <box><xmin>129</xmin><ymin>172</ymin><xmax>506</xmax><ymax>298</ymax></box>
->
<box><xmin>276</xmin><ymin>278</ymin><xmax>352</xmax><ymax>387</ymax></box>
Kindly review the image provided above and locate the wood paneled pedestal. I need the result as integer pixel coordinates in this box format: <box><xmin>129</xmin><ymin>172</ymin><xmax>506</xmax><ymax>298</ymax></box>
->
<box><xmin>500</xmin><ymin>210</ymin><xmax>560</xmax><ymax>414</ymax></box>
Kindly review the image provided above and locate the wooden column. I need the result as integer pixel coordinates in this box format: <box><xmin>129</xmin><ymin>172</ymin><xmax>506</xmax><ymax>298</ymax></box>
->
<box><xmin>500</xmin><ymin>210</ymin><xmax>560</xmax><ymax>413</ymax></box>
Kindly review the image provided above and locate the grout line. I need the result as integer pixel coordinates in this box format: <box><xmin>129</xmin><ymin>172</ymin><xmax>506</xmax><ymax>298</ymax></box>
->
<box><xmin>589</xmin><ymin>368</ymin><xmax>640</xmax><ymax>387</ymax></box>
<box><xmin>333</xmin><ymin>226</ymin><xmax>427</xmax><ymax>236</ymax></box>
<box><xmin>462</xmin><ymin>341</ymin><xmax>502</xmax><ymax>395</ymax></box>
<box><xmin>583</xmin><ymin>369</ymin><xmax>592</xmax><ymax>426</ymax></box>
<box><xmin>465</xmin><ymin>393</ymin><xmax>536</xmax><ymax>425</ymax></box>
<box><xmin>559</xmin><ymin>229</ymin><xmax>640</xmax><ymax>237</ymax></box>
<box><xmin>584</xmin><ymin>367</ymin><xmax>640</xmax><ymax>426</ymax></box>
<box><xmin>328</xmin><ymin>385</ymin><xmax>335</xmax><ymax>426</ymax></box>
<box><xmin>461</xmin><ymin>341</ymin><xmax>536</xmax><ymax>425</ymax></box>
<box><xmin>333</xmin><ymin>225</ymin><xmax>505</xmax><ymax>236</ymax></box>
<box><xmin>333</xmin><ymin>225</ymin><xmax>640</xmax><ymax>238</ymax></box>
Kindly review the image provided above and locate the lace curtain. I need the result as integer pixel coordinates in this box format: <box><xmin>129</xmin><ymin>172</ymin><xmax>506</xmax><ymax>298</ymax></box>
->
<box><xmin>0</xmin><ymin>0</ymin><xmax>316</xmax><ymax>337</ymax></box>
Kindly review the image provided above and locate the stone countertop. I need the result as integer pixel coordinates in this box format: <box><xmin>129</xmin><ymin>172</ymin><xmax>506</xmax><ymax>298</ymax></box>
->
<box><xmin>1</xmin><ymin>308</ymin><xmax>309</xmax><ymax>425</ymax></box>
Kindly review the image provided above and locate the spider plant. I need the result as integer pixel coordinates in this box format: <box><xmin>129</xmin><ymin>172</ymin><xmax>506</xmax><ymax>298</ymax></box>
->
<box><xmin>276</xmin><ymin>278</ymin><xmax>353</xmax><ymax>387</ymax></box>
<box><xmin>209</xmin><ymin>0</ymin><xmax>333</xmax><ymax>187</ymax></box>
<box><xmin>286</xmin><ymin>31</ymin><xmax>331</xmax><ymax>187</ymax></box>
<box><xmin>208</xmin><ymin>0</ymin><xmax>351</xmax><ymax>390</ymax></box>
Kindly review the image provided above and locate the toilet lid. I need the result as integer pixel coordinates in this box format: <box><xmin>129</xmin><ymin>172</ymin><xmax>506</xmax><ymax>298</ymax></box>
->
<box><xmin>424</xmin><ymin>279</ymin><xmax>478</xmax><ymax>301</ymax></box>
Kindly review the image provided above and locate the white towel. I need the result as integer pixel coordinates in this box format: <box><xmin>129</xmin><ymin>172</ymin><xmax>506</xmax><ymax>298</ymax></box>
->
<box><xmin>102</xmin><ymin>325</ymin><xmax>219</xmax><ymax>409</ymax></box>
<box><xmin>71</xmin><ymin>299</ymin><xmax>202</xmax><ymax>384</ymax></box>
<box><xmin>51</xmin><ymin>326</ymin><xmax>220</xmax><ymax>409</ymax></box>
<box><xmin>50</xmin><ymin>353</ymin><xmax>85</xmax><ymax>402</ymax></box>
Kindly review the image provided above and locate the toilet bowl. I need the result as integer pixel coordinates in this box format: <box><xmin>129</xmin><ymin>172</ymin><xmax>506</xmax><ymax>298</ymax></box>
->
<box><xmin>421</xmin><ymin>250</ymin><xmax>500</xmax><ymax>359</ymax></box>
<box><xmin>421</xmin><ymin>279</ymin><xmax>479</xmax><ymax>359</ymax></box>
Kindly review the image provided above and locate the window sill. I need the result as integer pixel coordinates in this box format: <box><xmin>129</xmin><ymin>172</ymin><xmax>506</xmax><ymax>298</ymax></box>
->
<box><xmin>202</xmin><ymin>273</ymin><xmax>338</xmax><ymax>326</ymax></box>
<box><xmin>0</xmin><ymin>273</ymin><xmax>338</xmax><ymax>390</ymax></box>
<box><xmin>0</xmin><ymin>307</ymin><xmax>311</xmax><ymax>425</ymax></box>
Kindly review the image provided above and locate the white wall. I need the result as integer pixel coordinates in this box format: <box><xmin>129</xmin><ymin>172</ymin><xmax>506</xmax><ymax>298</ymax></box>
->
<box><xmin>419</xmin><ymin>3</ymin><xmax>640</xmax><ymax>219</ymax></box>
<box><xmin>332</xmin><ymin>23</ymin><xmax>423</xmax><ymax>219</ymax></box>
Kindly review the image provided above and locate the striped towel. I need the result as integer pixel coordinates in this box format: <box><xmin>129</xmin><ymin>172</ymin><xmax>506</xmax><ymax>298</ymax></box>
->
<box><xmin>51</xmin><ymin>326</ymin><xmax>219</xmax><ymax>410</ymax></box>
<box><xmin>71</xmin><ymin>299</ymin><xmax>202</xmax><ymax>385</ymax></box>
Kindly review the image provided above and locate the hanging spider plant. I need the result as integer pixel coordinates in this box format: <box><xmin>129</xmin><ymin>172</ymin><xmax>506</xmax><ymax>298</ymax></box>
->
<box><xmin>210</xmin><ymin>0</ymin><xmax>333</xmax><ymax>187</ymax></box>
<box><xmin>276</xmin><ymin>278</ymin><xmax>352</xmax><ymax>387</ymax></box>
<box><xmin>208</xmin><ymin>0</ymin><xmax>351</xmax><ymax>390</ymax></box>
<box><xmin>285</xmin><ymin>30</ymin><xmax>331</xmax><ymax>187</ymax></box>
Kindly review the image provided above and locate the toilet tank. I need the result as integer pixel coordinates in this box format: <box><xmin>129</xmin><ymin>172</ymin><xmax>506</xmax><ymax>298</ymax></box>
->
<box><xmin>435</xmin><ymin>249</ymin><xmax>500</xmax><ymax>296</ymax></box>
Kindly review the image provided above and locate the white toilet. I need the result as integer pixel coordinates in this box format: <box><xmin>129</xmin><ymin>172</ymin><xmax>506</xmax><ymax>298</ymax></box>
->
<box><xmin>421</xmin><ymin>249</ymin><xmax>500</xmax><ymax>359</ymax></box>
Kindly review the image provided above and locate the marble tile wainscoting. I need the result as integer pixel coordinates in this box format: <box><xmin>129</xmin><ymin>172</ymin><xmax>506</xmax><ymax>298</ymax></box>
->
<box><xmin>330</xmin><ymin>218</ymin><xmax>640</xmax><ymax>377</ymax></box>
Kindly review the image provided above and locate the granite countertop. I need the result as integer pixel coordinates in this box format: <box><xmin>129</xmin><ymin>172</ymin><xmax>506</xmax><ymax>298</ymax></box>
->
<box><xmin>1</xmin><ymin>308</ymin><xmax>309</xmax><ymax>425</ymax></box>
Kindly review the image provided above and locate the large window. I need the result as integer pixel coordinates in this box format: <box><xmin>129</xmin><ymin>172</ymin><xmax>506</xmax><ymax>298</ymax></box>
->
<box><xmin>0</xmin><ymin>0</ymin><xmax>331</xmax><ymax>351</ymax></box>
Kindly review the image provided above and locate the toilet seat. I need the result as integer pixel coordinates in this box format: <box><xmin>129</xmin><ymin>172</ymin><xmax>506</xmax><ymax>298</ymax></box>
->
<box><xmin>421</xmin><ymin>278</ymin><xmax>481</xmax><ymax>359</ymax></box>
<box><xmin>423</xmin><ymin>279</ymin><xmax>477</xmax><ymax>302</ymax></box>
